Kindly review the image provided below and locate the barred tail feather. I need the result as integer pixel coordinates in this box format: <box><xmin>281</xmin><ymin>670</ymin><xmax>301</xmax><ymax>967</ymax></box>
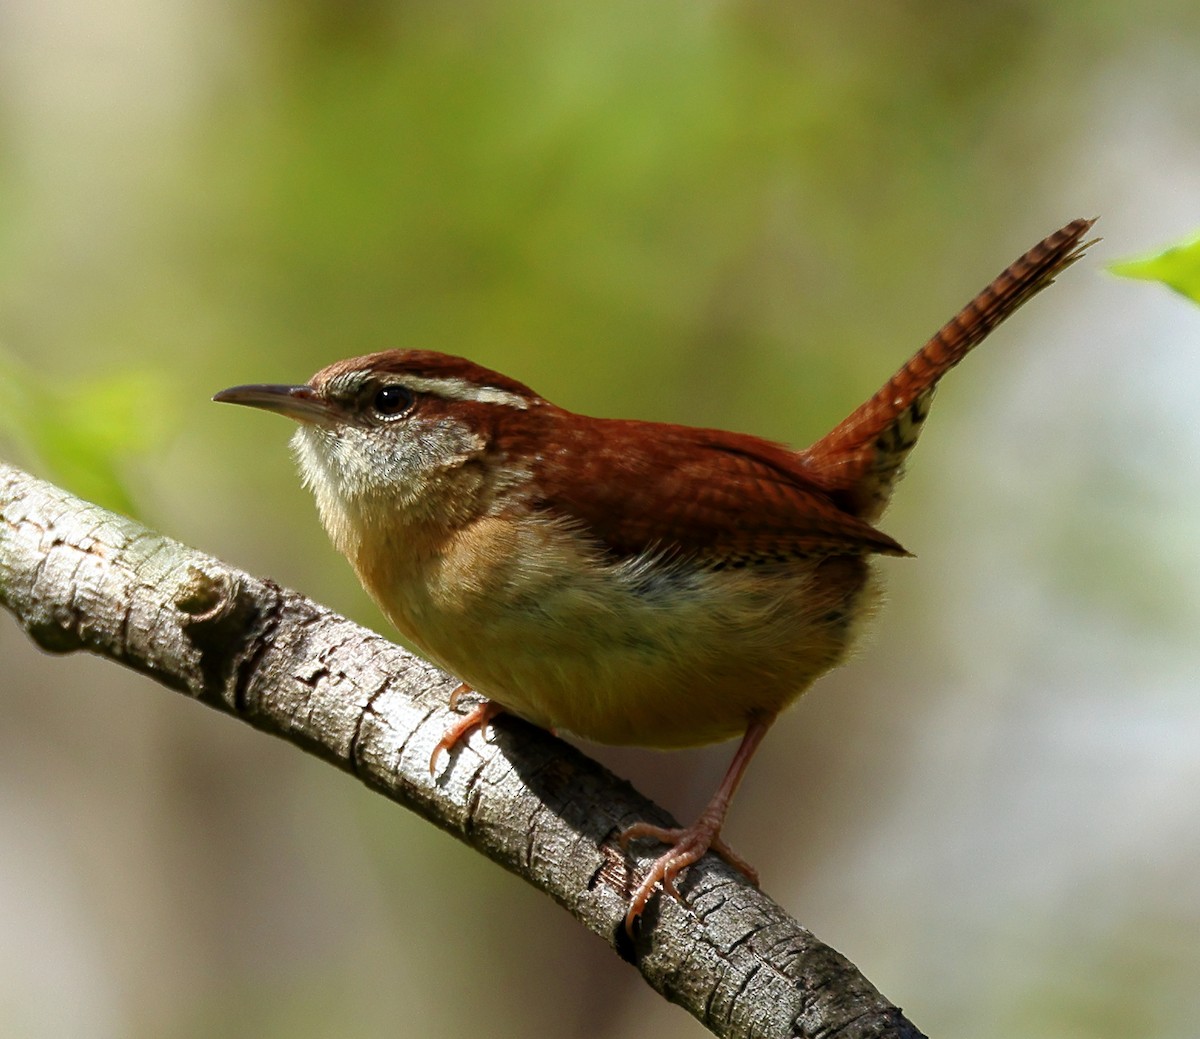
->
<box><xmin>803</xmin><ymin>217</ymin><xmax>1097</xmax><ymax>521</ymax></box>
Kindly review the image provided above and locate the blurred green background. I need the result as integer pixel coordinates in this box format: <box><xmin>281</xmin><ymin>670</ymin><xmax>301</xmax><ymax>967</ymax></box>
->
<box><xmin>2</xmin><ymin>2</ymin><xmax>1199</xmax><ymax>1037</ymax></box>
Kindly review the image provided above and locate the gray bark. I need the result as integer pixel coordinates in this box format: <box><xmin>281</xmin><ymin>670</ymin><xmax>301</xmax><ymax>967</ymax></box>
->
<box><xmin>0</xmin><ymin>460</ymin><xmax>926</xmax><ymax>1039</ymax></box>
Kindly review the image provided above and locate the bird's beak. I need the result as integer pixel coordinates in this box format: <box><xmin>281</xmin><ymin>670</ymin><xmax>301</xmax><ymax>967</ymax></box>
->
<box><xmin>212</xmin><ymin>383</ymin><xmax>336</xmax><ymax>426</ymax></box>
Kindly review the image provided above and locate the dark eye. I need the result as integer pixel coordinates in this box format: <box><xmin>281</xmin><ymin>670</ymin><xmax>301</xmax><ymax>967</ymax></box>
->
<box><xmin>371</xmin><ymin>384</ymin><xmax>413</xmax><ymax>418</ymax></box>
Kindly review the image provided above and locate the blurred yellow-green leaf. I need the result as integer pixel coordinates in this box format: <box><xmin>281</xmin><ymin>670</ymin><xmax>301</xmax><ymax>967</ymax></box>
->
<box><xmin>0</xmin><ymin>347</ymin><xmax>175</xmax><ymax>516</ymax></box>
<box><xmin>1110</xmin><ymin>232</ymin><xmax>1200</xmax><ymax>304</ymax></box>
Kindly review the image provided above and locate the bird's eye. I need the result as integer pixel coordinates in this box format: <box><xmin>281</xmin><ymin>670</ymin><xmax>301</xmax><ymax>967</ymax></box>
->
<box><xmin>371</xmin><ymin>384</ymin><xmax>414</xmax><ymax>418</ymax></box>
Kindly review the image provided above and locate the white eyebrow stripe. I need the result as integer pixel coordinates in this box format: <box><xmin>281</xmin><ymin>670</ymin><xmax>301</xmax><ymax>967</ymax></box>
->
<box><xmin>396</xmin><ymin>375</ymin><xmax>531</xmax><ymax>410</ymax></box>
<box><xmin>330</xmin><ymin>370</ymin><xmax>373</xmax><ymax>394</ymax></box>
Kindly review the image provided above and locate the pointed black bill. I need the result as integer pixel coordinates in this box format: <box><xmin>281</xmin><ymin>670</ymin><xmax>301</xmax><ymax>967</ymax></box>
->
<box><xmin>212</xmin><ymin>383</ymin><xmax>335</xmax><ymax>425</ymax></box>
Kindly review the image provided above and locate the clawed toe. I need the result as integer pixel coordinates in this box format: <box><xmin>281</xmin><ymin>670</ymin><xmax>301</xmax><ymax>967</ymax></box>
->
<box><xmin>429</xmin><ymin>695</ymin><xmax>503</xmax><ymax>774</ymax></box>
<box><xmin>710</xmin><ymin>836</ymin><xmax>759</xmax><ymax>886</ymax></box>
<box><xmin>620</xmin><ymin>820</ymin><xmax>756</xmax><ymax>937</ymax></box>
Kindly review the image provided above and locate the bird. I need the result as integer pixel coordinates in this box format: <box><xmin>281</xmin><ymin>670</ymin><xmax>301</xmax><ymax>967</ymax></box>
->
<box><xmin>214</xmin><ymin>217</ymin><xmax>1095</xmax><ymax>935</ymax></box>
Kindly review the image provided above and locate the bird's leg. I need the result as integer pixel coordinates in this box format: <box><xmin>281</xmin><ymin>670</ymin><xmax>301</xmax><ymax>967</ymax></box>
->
<box><xmin>429</xmin><ymin>683</ymin><xmax>505</xmax><ymax>773</ymax></box>
<box><xmin>619</xmin><ymin>716</ymin><xmax>774</xmax><ymax>935</ymax></box>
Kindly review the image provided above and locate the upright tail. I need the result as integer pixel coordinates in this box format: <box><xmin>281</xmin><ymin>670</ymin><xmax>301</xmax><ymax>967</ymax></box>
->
<box><xmin>802</xmin><ymin>217</ymin><xmax>1097</xmax><ymax>522</ymax></box>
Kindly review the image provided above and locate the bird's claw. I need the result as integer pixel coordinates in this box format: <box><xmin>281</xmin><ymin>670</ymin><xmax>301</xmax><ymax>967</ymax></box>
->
<box><xmin>429</xmin><ymin>694</ymin><xmax>503</xmax><ymax>774</ymax></box>
<box><xmin>619</xmin><ymin>821</ymin><xmax>757</xmax><ymax>937</ymax></box>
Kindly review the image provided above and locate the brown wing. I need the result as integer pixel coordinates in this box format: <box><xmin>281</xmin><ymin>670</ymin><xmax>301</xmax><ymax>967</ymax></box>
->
<box><xmin>527</xmin><ymin>415</ymin><xmax>908</xmax><ymax>565</ymax></box>
<box><xmin>802</xmin><ymin>217</ymin><xmax>1097</xmax><ymax>521</ymax></box>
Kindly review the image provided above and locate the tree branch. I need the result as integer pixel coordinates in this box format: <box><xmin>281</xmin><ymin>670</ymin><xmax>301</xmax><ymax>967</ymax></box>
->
<box><xmin>0</xmin><ymin>461</ymin><xmax>926</xmax><ymax>1039</ymax></box>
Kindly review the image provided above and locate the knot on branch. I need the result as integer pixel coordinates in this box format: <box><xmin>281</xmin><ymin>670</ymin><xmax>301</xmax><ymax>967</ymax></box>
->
<box><xmin>175</xmin><ymin>564</ymin><xmax>238</xmax><ymax>622</ymax></box>
<box><xmin>176</xmin><ymin>564</ymin><xmax>278</xmax><ymax>708</ymax></box>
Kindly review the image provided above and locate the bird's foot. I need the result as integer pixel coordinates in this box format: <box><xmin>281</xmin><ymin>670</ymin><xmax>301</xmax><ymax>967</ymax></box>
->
<box><xmin>429</xmin><ymin>685</ymin><xmax>504</xmax><ymax>773</ymax></box>
<box><xmin>619</xmin><ymin>818</ymin><xmax>759</xmax><ymax>937</ymax></box>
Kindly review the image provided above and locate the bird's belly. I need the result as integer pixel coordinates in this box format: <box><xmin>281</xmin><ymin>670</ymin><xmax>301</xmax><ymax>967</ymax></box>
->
<box><xmin>377</xmin><ymin>542</ymin><xmax>875</xmax><ymax>749</ymax></box>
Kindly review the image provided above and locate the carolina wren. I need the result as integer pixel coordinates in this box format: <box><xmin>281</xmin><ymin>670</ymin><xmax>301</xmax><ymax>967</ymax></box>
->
<box><xmin>215</xmin><ymin>218</ymin><xmax>1094</xmax><ymax>934</ymax></box>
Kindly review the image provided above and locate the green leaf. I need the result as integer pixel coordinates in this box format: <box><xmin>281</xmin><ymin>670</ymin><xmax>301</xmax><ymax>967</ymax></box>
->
<box><xmin>0</xmin><ymin>346</ymin><xmax>176</xmax><ymax>516</ymax></box>
<box><xmin>1109</xmin><ymin>232</ymin><xmax>1200</xmax><ymax>305</ymax></box>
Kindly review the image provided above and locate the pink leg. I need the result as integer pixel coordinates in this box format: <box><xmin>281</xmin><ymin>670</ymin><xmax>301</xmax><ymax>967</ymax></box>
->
<box><xmin>429</xmin><ymin>684</ymin><xmax>505</xmax><ymax>773</ymax></box>
<box><xmin>619</xmin><ymin>716</ymin><xmax>773</xmax><ymax>936</ymax></box>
